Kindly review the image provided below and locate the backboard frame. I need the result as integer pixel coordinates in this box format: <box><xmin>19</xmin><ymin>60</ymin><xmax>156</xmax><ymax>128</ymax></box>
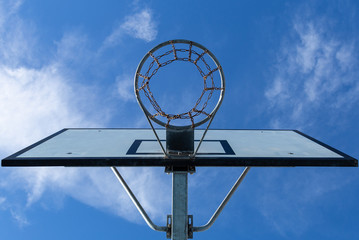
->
<box><xmin>2</xmin><ymin>128</ymin><xmax>357</xmax><ymax>167</ymax></box>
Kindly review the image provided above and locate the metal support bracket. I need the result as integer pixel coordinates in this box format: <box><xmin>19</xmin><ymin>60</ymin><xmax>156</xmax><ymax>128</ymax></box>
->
<box><xmin>188</xmin><ymin>215</ymin><xmax>193</xmax><ymax>239</ymax></box>
<box><xmin>166</xmin><ymin>215</ymin><xmax>172</xmax><ymax>239</ymax></box>
<box><xmin>166</xmin><ymin>215</ymin><xmax>193</xmax><ymax>239</ymax></box>
<box><xmin>165</xmin><ymin>165</ymin><xmax>196</xmax><ymax>174</ymax></box>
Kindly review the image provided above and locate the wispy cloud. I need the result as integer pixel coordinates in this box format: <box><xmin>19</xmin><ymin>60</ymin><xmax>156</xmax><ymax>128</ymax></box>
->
<box><xmin>116</xmin><ymin>74</ymin><xmax>136</xmax><ymax>102</ymax></box>
<box><xmin>0</xmin><ymin>0</ymin><xmax>23</xmax><ymax>30</ymax></box>
<box><xmin>10</xmin><ymin>209</ymin><xmax>29</xmax><ymax>227</ymax></box>
<box><xmin>0</xmin><ymin>194</ymin><xmax>29</xmax><ymax>227</ymax></box>
<box><xmin>121</xmin><ymin>9</ymin><xmax>157</xmax><ymax>42</ymax></box>
<box><xmin>0</xmin><ymin>0</ymin><xmax>36</xmax><ymax>67</ymax></box>
<box><xmin>54</xmin><ymin>31</ymin><xmax>91</xmax><ymax>66</ymax></box>
<box><xmin>253</xmin><ymin>168</ymin><xmax>355</xmax><ymax>237</ymax></box>
<box><xmin>103</xmin><ymin>9</ymin><xmax>157</xmax><ymax>49</ymax></box>
<box><xmin>265</xmin><ymin>16</ymin><xmax>359</xmax><ymax>129</ymax></box>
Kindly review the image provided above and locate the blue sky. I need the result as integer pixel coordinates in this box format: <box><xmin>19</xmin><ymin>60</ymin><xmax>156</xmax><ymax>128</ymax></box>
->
<box><xmin>0</xmin><ymin>0</ymin><xmax>359</xmax><ymax>239</ymax></box>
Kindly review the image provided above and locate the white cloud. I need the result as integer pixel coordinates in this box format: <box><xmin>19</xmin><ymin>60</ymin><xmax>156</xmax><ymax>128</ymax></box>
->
<box><xmin>0</xmin><ymin>0</ymin><xmax>36</xmax><ymax>67</ymax></box>
<box><xmin>10</xmin><ymin>209</ymin><xmax>29</xmax><ymax>227</ymax></box>
<box><xmin>0</xmin><ymin>0</ymin><xmax>22</xmax><ymax>29</ymax></box>
<box><xmin>0</xmin><ymin>65</ymin><xmax>89</xmax><ymax>153</ymax></box>
<box><xmin>265</xmin><ymin>17</ymin><xmax>359</xmax><ymax>129</ymax></box>
<box><xmin>336</xmin><ymin>43</ymin><xmax>356</xmax><ymax>71</ymax></box>
<box><xmin>0</xmin><ymin>194</ymin><xmax>29</xmax><ymax>227</ymax></box>
<box><xmin>116</xmin><ymin>75</ymin><xmax>136</xmax><ymax>102</ymax></box>
<box><xmin>121</xmin><ymin>9</ymin><xmax>157</xmax><ymax>42</ymax></box>
<box><xmin>54</xmin><ymin>31</ymin><xmax>90</xmax><ymax>65</ymax></box>
<box><xmin>0</xmin><ymin>196</ymin><xmax>5</xmax><ymax>205</ymax></box>
<box><xmin>293</xmin><ymin>22</ymin><xmax>321</xmax><ymax>74</ymax></box>
<box><xmin>103</xmin><ymin>9</ymin><xmax>157</xmax><ymax>48</ymax></box>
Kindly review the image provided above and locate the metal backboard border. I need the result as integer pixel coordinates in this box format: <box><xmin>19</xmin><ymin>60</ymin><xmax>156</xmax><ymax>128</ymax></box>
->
<box><xmin>2</xmin><ymin>128</ymin><xmax>357</xmax><ymax>167</ymax></box>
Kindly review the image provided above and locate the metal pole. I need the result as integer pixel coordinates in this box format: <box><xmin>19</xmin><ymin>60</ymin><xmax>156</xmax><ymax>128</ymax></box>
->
<box><xmin>172</xmin><ymin>172</ymin><xmax>188</xmax><ymax>240</ymax></box>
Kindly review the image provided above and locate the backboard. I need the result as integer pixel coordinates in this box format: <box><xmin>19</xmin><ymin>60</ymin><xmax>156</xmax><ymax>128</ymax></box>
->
<box><xmin>2</xmin><ymin>128</ymin><xmax>357</xmax><ymax>167</ymax></box>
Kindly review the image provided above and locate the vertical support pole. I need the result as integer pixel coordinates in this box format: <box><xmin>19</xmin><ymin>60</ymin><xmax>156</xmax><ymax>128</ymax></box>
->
<box><xmin>172</xmin><ymin>172</ymin><xmax>188</xmax><ymax>240</ymax></box>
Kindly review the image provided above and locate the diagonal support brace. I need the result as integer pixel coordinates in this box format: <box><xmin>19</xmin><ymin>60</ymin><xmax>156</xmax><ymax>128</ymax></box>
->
<box><xmin>193</xmin><ymin>167</ymin><xmax>251</xmax><ymax>232</ymax></box>
<box><xmin>111</xmin><ymin>167</ymin><xmax>167</xmax><ymax>232</ymax></box>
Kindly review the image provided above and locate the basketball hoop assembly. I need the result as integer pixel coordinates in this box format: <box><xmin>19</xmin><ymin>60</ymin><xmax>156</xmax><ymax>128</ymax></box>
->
<box><xmin>133</xmin><ymin>39</ymin><xmax>260</xmax><ymax>240</ymax></box>
<box><xmin>132</xmin><ymin>40</ymin><xmax>231</xmax><ymax>239</ymax></box>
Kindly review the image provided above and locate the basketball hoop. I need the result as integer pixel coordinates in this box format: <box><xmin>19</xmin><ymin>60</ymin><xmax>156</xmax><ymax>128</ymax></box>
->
<box><xmin>134</xmin><ymin>39</ymin><xmax>225</xmax><ymax>130</ymax></box>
